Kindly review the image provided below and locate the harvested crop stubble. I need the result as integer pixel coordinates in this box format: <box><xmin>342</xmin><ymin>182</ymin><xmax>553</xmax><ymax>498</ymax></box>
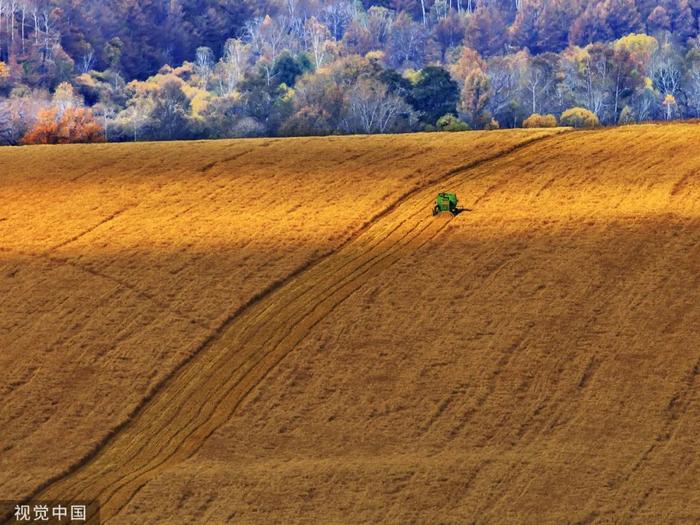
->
<box><xmin>0</xmin><ymin>129</ymin><xmax>558</xmax><ymax>505</ymax></box>
<box><xmin>40</xmin><ymin>123</ymin><xmax>699</xmax><ymax>525</ymax></box>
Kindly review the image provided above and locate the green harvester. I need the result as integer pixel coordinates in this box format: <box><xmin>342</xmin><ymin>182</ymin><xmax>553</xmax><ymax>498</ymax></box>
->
<box><xmin>432</xmin><ymin>192</ymin><xmax>458</xmax><ymax>216</ymax></box>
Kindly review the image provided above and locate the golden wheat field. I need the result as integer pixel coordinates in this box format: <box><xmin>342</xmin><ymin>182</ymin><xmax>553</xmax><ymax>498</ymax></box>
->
<box><xmin>1</xmin><ymin>124</ymin><xmax>699</xmax><ymax>524</ymax></box>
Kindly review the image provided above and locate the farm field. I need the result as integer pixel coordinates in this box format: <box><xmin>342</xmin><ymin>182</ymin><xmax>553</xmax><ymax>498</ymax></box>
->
<box><xmin>0</xmin><ymin>129</ymin><xmax>557</xmax><ymax>503</ymax></box>
<box><xmin>1</xmin><ymin>124</ymin><xmax>699</xmax><ymax>524</ymax></box>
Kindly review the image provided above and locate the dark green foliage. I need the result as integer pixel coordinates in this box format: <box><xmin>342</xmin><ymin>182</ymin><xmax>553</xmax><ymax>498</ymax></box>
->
<box><xmin>379</xmin><ymin>69</ymin><xmax>413</xmax><ymax>100</ymax></box>
<box><xmin>239</xmin><ymin>74</ymin><xmax>294</xmax><ymax>135</ymax></box>
<box><xmin>272</xmin><ymin>53</ymin><xmax>313</xmax><ymax>87</ymax></box>
<box><xmin>436</xmin><ymin>114</ymin><xmax>470</xmax><ymax>131</ymax></box>
<box><xmin>409</xmin><ymin>66</ymin><xmax>459</xmax><ymax>125</ymax></box>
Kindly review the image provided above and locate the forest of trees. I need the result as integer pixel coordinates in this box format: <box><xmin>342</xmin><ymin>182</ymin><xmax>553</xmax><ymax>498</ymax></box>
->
<box><xmin>2</xmin><ymin>0</ymin><xmax>700</xmax><ymax>144</ymax></box>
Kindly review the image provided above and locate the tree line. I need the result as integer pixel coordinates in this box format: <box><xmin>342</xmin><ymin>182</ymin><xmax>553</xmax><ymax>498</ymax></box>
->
<box><xmin>1</xmin><ymin>0</ymin><xmax>700</xmax><ymax>144</ymax></box>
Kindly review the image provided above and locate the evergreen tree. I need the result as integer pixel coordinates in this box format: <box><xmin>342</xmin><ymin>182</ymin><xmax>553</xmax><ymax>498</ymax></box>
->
<box><xmin>272</xmin><ymin>53</ymin><xmax>312</xmax><ymax>87</ymax></box>
<box><xmin>409</xmin><ymin>66</ymin><xmax>460</xmax><ymax>125</ymax></box>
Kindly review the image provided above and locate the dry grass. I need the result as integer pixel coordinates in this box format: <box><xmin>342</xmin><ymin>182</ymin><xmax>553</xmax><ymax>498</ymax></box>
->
<box><xmin>1</xmin><ymin>124</ymin><xmax>698</xmax><ymax>524</ymax></box>
<box><xmin>0</xmin><ymin>129</ymin><xmax>557</xmax><ymax>504</ymax></box>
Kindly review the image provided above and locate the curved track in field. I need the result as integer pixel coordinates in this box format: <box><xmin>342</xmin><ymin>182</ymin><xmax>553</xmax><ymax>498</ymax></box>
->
<box><xmin>17</xmin><ymin>131</ymin><xmax>569</xmax><ymax>524</ymax></box>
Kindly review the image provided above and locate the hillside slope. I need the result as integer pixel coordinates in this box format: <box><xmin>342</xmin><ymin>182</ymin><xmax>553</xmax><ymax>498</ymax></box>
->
<box><xmin>0</xmin><ymin>129</ymin><xmax>557</xmax><ymax>503</ymax></box>
<box><xmin>2</xmin><ymin>124</ymin><xmax>700</xmax><ymax>524</ymax></box>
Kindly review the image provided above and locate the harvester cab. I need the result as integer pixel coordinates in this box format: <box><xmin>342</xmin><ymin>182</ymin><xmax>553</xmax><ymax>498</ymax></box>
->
<box><xmin>433</xmin><ymin>192</ymin><xmax>458</xmax><ymax>216</ymax></box>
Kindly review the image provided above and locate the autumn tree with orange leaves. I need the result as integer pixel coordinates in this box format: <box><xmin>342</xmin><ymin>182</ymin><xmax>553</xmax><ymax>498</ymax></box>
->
<box><xmin>21</xmin><ymin>107</ymin><xmax>106</xmax><ymax>145</ymax></box>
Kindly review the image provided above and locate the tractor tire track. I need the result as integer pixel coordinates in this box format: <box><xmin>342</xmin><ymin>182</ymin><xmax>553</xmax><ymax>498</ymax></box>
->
<box><xmin>8</xmin><ymin>130</ymin><xmax>570</xmax><ymax>525</ymax></box>
<box><xmin>60</xmin><ymin>192</ymin><xmax>446</xmax><ymax>499</ymax></box>
<box><xmin>67</xmin><ymin>211</ymin><xmax>438</xmax><ymax>500</ymax></box>
<box><xmin>103</xmin><ymin>218</ymin><xmax>453</xmax><ymax>521</ymax></box>
<box><xmin>61</xmin><ymin>204</ymin><xmax>436</xmax><ymax>499</ymax></box>
<box><xmin>49</xmin><ymin>207</ymin><xmax>133</xmax><ymax>252</ymax></box>
<box><xmin>45</xmin><ymin>209</ymin><xmax>451</xmax><ymax>525</ymax></box>
<box><xmin>77</xmin><ymin>134</ymin><xmax>570</xmax><ymax>491</ymax></box>
<box><xmin>199</xmin><ymin>148</ymin><xmax>254</xmax><ymax>173</ymax></box>
<box><xmin>608</xmin><ymin>355</ymin><xmax>700</xmax><ymax>520</ymax></box>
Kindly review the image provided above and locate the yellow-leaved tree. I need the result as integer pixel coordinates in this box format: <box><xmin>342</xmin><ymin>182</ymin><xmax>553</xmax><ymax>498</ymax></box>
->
<box><xmin>523</xmin><ymin>113</ymin><xmax>558</xmax><ymax>128</ymax></box>
<box><xmin>560</xmin><ymin>107</ymin><xmax>600</xmax><ymax>128</ymax></box>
